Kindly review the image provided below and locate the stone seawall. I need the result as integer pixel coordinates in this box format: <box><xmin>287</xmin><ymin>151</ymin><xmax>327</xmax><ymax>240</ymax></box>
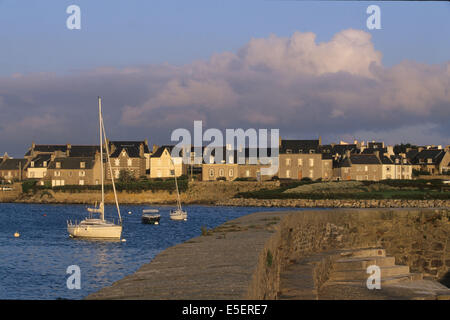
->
<box><xmin>87</xmin><ymin>208</ymin><xmax>450</xmax><ymax>300</ymax></box>
<box><xmin>217</xmin><ymin>198</ymin><xmax>450</xmax><ymax>208</ymax></box>
<box><xmin>12</xmin><ymin>181</ymin><xmax>280</xmax><ymax>205</ymax></box>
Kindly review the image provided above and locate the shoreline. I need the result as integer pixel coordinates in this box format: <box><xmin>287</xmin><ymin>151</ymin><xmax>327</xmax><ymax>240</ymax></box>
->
<box><xmin>2</xmin><ymin>198</ymin><xmax>449</xmax><ymax>208</ymax></box>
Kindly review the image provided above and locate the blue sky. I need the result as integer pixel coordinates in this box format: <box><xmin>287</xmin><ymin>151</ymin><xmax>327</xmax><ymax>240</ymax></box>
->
<box><xmin>1</xmin><ymin>1</ymin><xmax>449</xmax><ymax>75</ymax></box>
<box><xmin>0</xmin><ymin>1</ymin><xmax>449</xmax><ymax>157</ymax></box>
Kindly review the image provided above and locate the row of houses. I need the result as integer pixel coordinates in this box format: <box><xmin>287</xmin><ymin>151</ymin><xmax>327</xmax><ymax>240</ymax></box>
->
<box><xmin>0</xmin><ymin>138</ymin><xmax>449</xmax><ymax>185</ymax></box>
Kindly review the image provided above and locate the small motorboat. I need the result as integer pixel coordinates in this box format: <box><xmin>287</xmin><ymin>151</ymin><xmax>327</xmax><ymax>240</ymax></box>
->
<box><xmin>142</xmin><ymin>209</ymin><xmax>161</xmax><ymax>225</ymax></box>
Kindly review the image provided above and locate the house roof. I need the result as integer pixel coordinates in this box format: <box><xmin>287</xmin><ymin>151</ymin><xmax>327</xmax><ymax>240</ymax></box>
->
<box><xmin>0</xmin><ymin>158</ymin><xmax>28</xmax><ymax>170</ymax></box>
<box><xmin>280</xmin><ymin>139</ymin><xmax>320</xmax><ymax>154</ymax></box>
<box><xmin>29</xmin><ymin>154</ymin><xmax>52</xmax><ymax>168</ymax></box>
<box><xmin>411</xmin><ymin>149</ymin><xmax>446</xmax><ymax>165</ymax></box>
<box><xmin>319</xmin><ymin>144</ymin><xmax>358</xmax><ymax>156</ymax></box>
<box><xmin>109</xmin><ymin>141</ymin><xmax>150</xmax><ymax>157</ymax></box>
<box><xmin>349</xmin><ymin>154</ymin><xmax>381</xmax><ymax>165</ymax></box>
<box><xmin>151</xmin><ymin>145</ymin><xmax>175</xmax><ymax>158</ymax></box>
<box><xmin>48</xmin><ymin>157</ymin><xmax>95</xmax><ymax>170</ymax></box>
<box><xmin>380</xmin><ymin>156</ymin><xmax>393</xmax><ymax>165</ymax></box>
<box><xmin>25</xmin><ymin>144</ymin><xmax>67</xmax><ymax>156</ymax></box>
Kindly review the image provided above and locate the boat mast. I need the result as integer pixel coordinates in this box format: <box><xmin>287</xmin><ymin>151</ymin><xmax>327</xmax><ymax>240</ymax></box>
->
<box><xmin>101</xmin><ymin>109</ymin><xmax>122</xmax><ymax>224</ymax></box>
<box><xmin>99</xmin><ymin>97</ymin><xmax>105</xmax><ymax>221</ymax></box>
<box><xmin>171</xmin><ymin>158</ymin><xmax>182</xmax><ymax>211</ymax></box>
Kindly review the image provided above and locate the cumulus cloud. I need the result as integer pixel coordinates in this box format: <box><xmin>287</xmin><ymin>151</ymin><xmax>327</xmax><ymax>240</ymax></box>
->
<box><xmin>0</xmin><ymin>28</ymin><xmax>449</xmax><ymax>156</ymax></box>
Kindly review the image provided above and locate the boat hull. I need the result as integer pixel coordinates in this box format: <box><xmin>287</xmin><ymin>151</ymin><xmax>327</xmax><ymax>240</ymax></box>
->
<box><xmin>141</xmin><ymin>214</ymin><xmax>161</xmax><ymax>225</ymax></box>
<box><xmin>170</xmin><ymin>210</ymin><xmax>187</xmax><ymax>221</ymax></box>
<box><xmin>67</xmin><ymin>223</ymin><xmax>122</xmax><ymax>239</ymax></box>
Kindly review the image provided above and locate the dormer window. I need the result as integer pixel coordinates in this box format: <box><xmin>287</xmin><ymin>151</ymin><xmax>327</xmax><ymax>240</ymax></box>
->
<box><xmin>286</xmin><ymin>149</ymin><xmax>292</xmax><ymax>154</ymax></box>
<box><xmin>80</xmin><ymin>162</ymin><xmax>85</xmax><ymax>169</ymax></box>
<box><xmin>309</xmin><ymin>149</ymin><xmax>315</xmax><ymax>154</ymax></box>
<box><xmin>56</xmin><ymin>162</ymin><xmax>61</xmax><ymax>169</ymax></box>
<box><xmin>427</xmin><ymin>158</ymin><xmax>432</xmax><ymax>164</ymax></box>
<box><xmin>30</xmin><ymin>161</ymin><xmax>34</xmax><ymax>167</ymax></box>
<box><xmin>43</xmin><ymin>161</ymin><xmax>47</xmax><ymax>167</ymax></box>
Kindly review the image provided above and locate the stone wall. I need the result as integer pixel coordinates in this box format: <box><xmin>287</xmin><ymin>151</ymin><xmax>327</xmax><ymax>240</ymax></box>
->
<box><xmin>87</xmin><ymin>208</ymin><xmax>449</xmax><ymax>300</ymax></box>
<box><xmin>13</xmin><ymin>181</ymin><xmax>280</xmax><ymax>204</ymax></box>
<box><xmin>217</xmin><ymin>198</ymin><xmax>450</xmax><ymax>208</ymax></box>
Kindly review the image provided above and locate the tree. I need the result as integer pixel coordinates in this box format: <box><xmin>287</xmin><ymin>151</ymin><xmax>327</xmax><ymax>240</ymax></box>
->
<box><xmin>118</xmin><ymin>169</ymin><xmax>136</xmax><ymax>183</ymax></box>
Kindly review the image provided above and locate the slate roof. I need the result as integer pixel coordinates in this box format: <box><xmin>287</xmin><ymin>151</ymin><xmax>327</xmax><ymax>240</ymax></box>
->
<box><xmin>280</xmin><ymin>139</ymin><xmax>320</xmax><ymax>154</ymax></box>
<box><xmin>349</xmin><ymin>154</ymin><xmax>381</xmax><ymax>165</ymax></box>
<box><xmin>319</xmin><ymin>144</ymin><xmax>358</xmax><ymax>156</ymax></box>
<box><xmin>69</xmin><ymin>146</ymin><xmax>101</xmax><ymax>157</ymax></box>
<box><xmin>29</xmin><ymin>154</ymin><xmax>52</xmax><ymax>168</ymax></box>
<box><xmin>109</xmin><ymin>141</ymin><xmax>149</xmax><ymax>158</ymax></box>
<box><xmin>0</xmin><ymin>159</ymin><xmax>28</xmax><ymax>170</ymax></box>
<box><xmin>151</xmin><ymin>145</ymin><xmax>175</xmax><ymax>158</ymax></box>
<box><xmin>411</xmin><ymin>150</ymin><xmax>446</xmax><ymax>165</ymax></box>
<box><xmin>48</xmin><ymin>157</ymin><xmax>95</xmax><ymax>170</ymax></box>
<box><xmin>25</xmin><ymin>145</ymin><xmax>67</xmax><ymax>156</ymax></box>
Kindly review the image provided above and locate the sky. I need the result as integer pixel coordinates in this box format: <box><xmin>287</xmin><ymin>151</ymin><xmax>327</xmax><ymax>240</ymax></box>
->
<box><xmin>0</xmin><ymin>1</ymin><xmax>449</xmax><ymax>157</ymax></box>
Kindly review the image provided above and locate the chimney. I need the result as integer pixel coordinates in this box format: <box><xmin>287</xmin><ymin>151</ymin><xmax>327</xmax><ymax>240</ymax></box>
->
<box><xmin>152</xmin><ymin>144</ymin><xmax>159</xmax><ymax>153</ymax></box>
<box><xmin>374</xmin><ymin>150</ymin><xmax>380</xmax><ymax>160</ymax></box>
<box><xmin>318</xmin><ymin>136</ymin><xmax>322</xmax><ymax>146</ymax></box>
<box><xmin>139</xmin><ymin>143</ymin><xmax>144</xmax><ymax>157</ymax></box>
<box><xmin>32</xmin><ymin>141</ymin><xmax>36</xmax><ymax>150</ymax></box>
<box><xmin>66</xmin><ymin>144</ymin><xmax>71</xmax><ymax>156</ymax></box>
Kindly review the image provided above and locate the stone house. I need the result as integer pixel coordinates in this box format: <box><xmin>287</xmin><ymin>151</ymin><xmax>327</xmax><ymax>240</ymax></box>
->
<box><xmin>150</xmin><ymin>145</ymin><xmax>185</xmax><ymax>178</ymax></box>
<box><xmin>202</xmin><ymin>148</ymin><xmax>275</xmax><ymax>181</ymax></box>
<box><xmin>106</xmin><ymin>141</ymin><xmax>149</xmax><ymax>180</ymax></box>
<box><xmin>0</xmin><ymin>158</ymin><xmax>29</xmax><ymax>183</ymax></box>
<box><xmin>410</xmin><ymin>149</ymin><xmax>450</xmax><ymax>175</ymax></box>
<box><xmin>335</xmin><ymin>153</ymin><xmax>382</xmax><ymax>181</ymax></box>
<box><xmin>278</xmin><ymin>139</ymin><xmax>333</xmax><ymax>180</ymax></box>
<box><xmin>27</xmin><ymin>154</ymin><xmax>52</xmax><ymax>182</ymax></box>
<box><xmin>46</xmin><ymin>156</ymin><xmax>101</xmax><ymax>186</ymax></box>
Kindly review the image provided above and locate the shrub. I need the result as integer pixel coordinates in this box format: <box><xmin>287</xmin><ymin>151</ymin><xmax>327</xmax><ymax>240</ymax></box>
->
<box><xmin>22</xmin><ymin>180</ymin><xmax>38</xmax><ymax>193</ymax></box>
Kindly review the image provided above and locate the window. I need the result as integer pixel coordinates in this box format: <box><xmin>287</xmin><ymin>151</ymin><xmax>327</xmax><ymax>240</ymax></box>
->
<box><xmin>246</xmin><ymin>170</ymin><xmax>250</xmax><ymax>177</ymax></box>
<box><xmin>56</xmin><ymin>162</ymin><xmax>61</xmax><ymax>169</ymax></box>
<box><xmin>309</xmin><ymin>169</ymin><xmax>313</xmax><ymax>178</ymax></box>
<box><xmin>286</xmin><ymin>170</ymin><xmax>291</xmax><ymax>178</ymax></box>
<box><xmin>209</xmin><ymin>169</ymin><xmax>214</xmax><ymax>177</ymax></box>
<box><xmin>43</xmin><ymin>161</ymin><xmax>47</xmax><ymax>167</ymax></box>
<box><xmin>80</xmin><ymin>162</ymin><xmax>85</xmax><ymax>168</ymax></box>
<box><xmin>286</xmin><ymin>149</ymin><xmax>292</xmax><ymax>154</ymax></box>
<box><xmin>298</xmin><ymin>159</ymin><xmax>303</xmax><ymax>166</ymax></box>
<box><xmin>364</xmin><ymin>166</ymin><xmax>368</xmax><ymax>172</ymax></box>
<box><xmin>128</xmin><ymin>159</ymin><xmax>132</xmax><ymax>166</ymax></box>
<box><xmin>30</xmin><ymin>161</ymin><xmax>34</xmax><ymax>167</ymax></box>
<box><xmin>114</xmin><ymin>159</ymin><xmax>120</xmax><ymax>166</ymax></box>
<box><xmin>286</xmin><ymin>158</ymin><xmax>291</xmax><ymax>166</ymax></box>
<box><xmin>219</xmin><ymin>169</ymin><xmax>224</xmax><ymax>177</ymax></box>
<box><xmin>54</xmin><ymin>171</ymin><xmax>60</xmax><ymax>177</ymax></box>
<box><xmin>309</xmin><ymin>158</ymin><xmax>314</xmax><ymax>167</ymax></box>
<box><xmin>79</xmin><ymin>180</ymin><xmax>84</xmax><ymax>185</ymax></box>
<box><xmin>79</xmin><ymin>171</ymin><xmax>85</xmax><ymax>177</ymax></box>
<box><xmin>69</xmin><ymin>171</ymin><xmax>72</xmax><ymax>177</ymax></box>
<box><xmin>115</xmin><ymin>170</ymin><xmax>120</xmax><ymax>179</ymax></box>
<box><xmin>228</xmin><ymin>169</ymin><xmax>234</xmax><ymax>177</ymax></box>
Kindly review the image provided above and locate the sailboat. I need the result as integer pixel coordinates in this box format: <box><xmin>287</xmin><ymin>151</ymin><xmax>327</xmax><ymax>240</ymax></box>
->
<box><xmin>67</xmin><ymin>97</ymin><xmax>123</xmax><ymax>240</ymax></box>
<box><xmin>169</xmin><ymin>158</ymin><xmax>187</xmax><ymax>221</ymax></box>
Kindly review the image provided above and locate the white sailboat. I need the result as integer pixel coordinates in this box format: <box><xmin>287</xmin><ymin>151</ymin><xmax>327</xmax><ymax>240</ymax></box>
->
<box><xmin>169</xmin><ymin>158</ymin><xmax>187</xmax><ymax>221</ymax></box>
<box><xmin>67</xmin><ymin>97</ymin><xmax>123</xmax><ymax>240</ymax></box>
